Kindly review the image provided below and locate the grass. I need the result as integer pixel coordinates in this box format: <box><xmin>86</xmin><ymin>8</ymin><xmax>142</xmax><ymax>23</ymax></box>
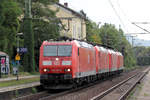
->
<box><xmin>0</xmin><ymin>77</ymin><xmax>40</xmax><ymax>88</ymax></box>
<box><xmin>1</xmin><ymin>72</ymin><xmax>39</xmax><ymax>78</ymax></box>
<box><xmin>32</xmin><ymin>87</ymin><xmax>37</xmax><ymax>93</ymax></box>
<box><xmin>144</xmin><ymin>93</ymin><xmax>149</xmax><ymax>96</ymax></box>
<box><xmin>127</xmin><ymin>88</ymin><xmax>137</xmax><ymax>100</ymax></box>
<box><xmin>124</xmin><ymin>66</ymin><xmax>138</xmax><ymax>71</ymax></box>
<box><xmin>127</xmin><ymin>83</ymin><xmax>144</xmax><ymax>100</ymax></box>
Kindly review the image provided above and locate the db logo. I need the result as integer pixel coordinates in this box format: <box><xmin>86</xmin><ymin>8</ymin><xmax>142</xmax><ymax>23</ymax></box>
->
<box><xmin>54</xmin><ymin>61</ymin><xmax>60</xmax><ymax>65</ymax></box>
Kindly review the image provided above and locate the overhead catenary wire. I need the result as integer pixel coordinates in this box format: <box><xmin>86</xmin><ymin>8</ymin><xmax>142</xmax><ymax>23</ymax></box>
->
<box><xmin>108</xmin><ymin>0</ymin><xmax>128</xmax><ymax>33</ymax></box>
<box><xmin>116</xmin><ymin>0</ymin><xmax>150</xmax><ymax>35</ymax></box>
<box><xmin>116</xmin><ymin>0</ymin><xmax>131</xmax><ymax>23</ymax></box>
<box><xmin>132</xmin><ymin>22</ymin><xmax>150</xmax><ymax>34</ymax></box>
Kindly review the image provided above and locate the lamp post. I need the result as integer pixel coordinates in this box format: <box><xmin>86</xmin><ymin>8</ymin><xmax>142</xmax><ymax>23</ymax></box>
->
<box><xmin>17</xmin><ymin>33</ymin><xmax>23</xmax><ymax>53</ymax></box>
<box><xmin>16</xmin><ymin>33</ymin><xmax>23</xmax><ymax>80</ymax></box>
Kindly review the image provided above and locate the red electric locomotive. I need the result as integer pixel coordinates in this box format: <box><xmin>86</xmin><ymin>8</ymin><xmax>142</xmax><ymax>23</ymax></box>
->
<box><xmin>39</xmin><ymin>40</ymin><xmax>124</xmax><ymax>89</ymax></box>
<box><xmin>118</xmin><ymin>52</ymin><xmax>124</xmax><ymax>72</ymax></box>
<box><xmin>39</xmin><ymin>40</ymin><xmax>96</xmax><ymax>89</ymax></box>
<box><xmin>95</xmin><ymin>46</ymin><xmax>109</xmax><ymax>75</ymax></box>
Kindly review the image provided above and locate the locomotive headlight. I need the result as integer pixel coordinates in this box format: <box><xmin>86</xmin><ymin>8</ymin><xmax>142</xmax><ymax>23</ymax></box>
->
<box><xmin>67</xmin><ymin>69</ymin><xmax>71</xmax><ymax>71</ymax></box>
<box><xmin>43</xmin><ymin>61</ymin><xmax>52</xmax><ymax>65</ymax></box>
<box><xmin>56</xmin><ymin>58</ymin><xmax>59</xmax><ymax>61</ymax></box>
<box><xmin>43</xmin><ymin>68</ymin><xmax>50</xmax><ymax>72</ymax></box>
<box><xmin>62</xmin><ymin>61</ymin><xmax>72</xmax><ymax>65</ymax></box>
<box><xmin>43</xmin><ymin>69</ymin><xmax>47</xmax><ymax>72</ymax></box>
<box><xmin>64</xmin><ymin>68</ymin><xmax>71</xmax><ymax>72</ymax></box>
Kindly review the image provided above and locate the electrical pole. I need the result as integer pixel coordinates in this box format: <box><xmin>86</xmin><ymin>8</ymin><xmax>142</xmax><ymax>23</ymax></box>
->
<box><xmin>132</xmin><ymin>36</ymin><xmax>136</xmax><ymax>47</ymax></box>
<box><xmin>24</xmin><ymin>0</ymin><xmax>35</xmax><ymax>72</ymax></box>
<box><xmin>25</xmin><ymin>0</ymin><xmax>32</xmax><ymax>18</ymax></box>
<box><xmin>125</xmin><ymin>35</ymin><xmax>137</xmax><ymax>47</ymax></box>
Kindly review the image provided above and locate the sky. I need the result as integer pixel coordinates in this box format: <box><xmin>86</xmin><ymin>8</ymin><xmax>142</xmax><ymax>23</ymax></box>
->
<box><xmin>60</xmin><ymin>0</ymin><xmax>150</xmax><ymax>41</ymax></box>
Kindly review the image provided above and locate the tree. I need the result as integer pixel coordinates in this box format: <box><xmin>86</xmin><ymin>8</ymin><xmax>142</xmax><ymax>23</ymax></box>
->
<box><xmin>99</xmin><ymin>23</ymin><xmax>121</xmax><ymax>48</ymax></box>
<box><xmin>21</xmin><ymin>0</ymin><xmax>36</xmax><ymax>72</ymax></box>
<box><xmin>0</xmin><ymin>0</ymin><xmax>22</xmax><ymax>59</ymax></box>
<box><xmin>32</xmin><ymin>1</ymin><xmax>60</xmax><ymax>71</ymax></box>
<box><xmin>17</xmin><ymin>0</ymin><xmax>60</xmax><ymax>71</ymax></box>
<box><xmin>134</xmin><ymin>46</ymin><xmax>150</xmax><ymax>66</ymax></box>
<box><xmin>86</xmin><ymin>19</ymin><xmax>101</xmax><ymax>44</ymax></box>
<box><xmin>99</xmin><ymin>23</ymin><xmax>136</xmax><ymax>68</ymax></box>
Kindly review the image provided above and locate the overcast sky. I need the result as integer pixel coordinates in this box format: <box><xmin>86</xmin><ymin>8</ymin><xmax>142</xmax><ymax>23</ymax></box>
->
<box><xmin>60</xmin><ymin>0</ymin><xmax>150</xmax><ymax>40</ymax></box>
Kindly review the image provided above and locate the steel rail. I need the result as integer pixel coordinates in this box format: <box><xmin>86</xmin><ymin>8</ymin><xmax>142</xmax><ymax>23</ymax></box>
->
<box><xmin>119</xmin><ymin>70</ymin><xmax>149</xmax><ymax>100</ymax></box>
<box><xmin>91</xmin><ymin>68</ymin><xmax>150</xmax><ymax>100</ymax></box>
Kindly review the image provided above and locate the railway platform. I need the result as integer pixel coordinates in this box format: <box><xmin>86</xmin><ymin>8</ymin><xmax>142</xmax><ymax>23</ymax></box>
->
<box><xmin>0</xmin><ymin>75</ymin><xmax>39</xmax><ymax>82</ymax></box>
<box><xmin>0</xmin><ymin>75</ymin><xmax>40</xmax><ymax>93</ymax></box>
<box><xmin>129</xmin><ymin>70</ymin><xmax>150</xmax><ymax>100</ymax></box>
<box><xmin>0</xmin><ymin>75</ymin><xmax>41</xmax><ymax>100</ymax></box>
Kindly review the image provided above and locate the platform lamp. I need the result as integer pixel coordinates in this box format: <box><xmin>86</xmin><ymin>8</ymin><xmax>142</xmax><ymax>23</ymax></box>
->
<box><xmin>17</xmin><ymin>33</ymin><xmax>23</xmax><ymax>53</ymax></box>
<box><xmin>16</xmin><ymin>32</ymin><xmax>23</xmax><ymax>80</ymax></box>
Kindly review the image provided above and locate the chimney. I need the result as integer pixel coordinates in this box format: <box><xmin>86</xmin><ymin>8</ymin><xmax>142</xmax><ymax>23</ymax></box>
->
<box><xmin>64</xmin><ymin>2</ymin><xmax>68</xmax><ymax>7</ymax></box>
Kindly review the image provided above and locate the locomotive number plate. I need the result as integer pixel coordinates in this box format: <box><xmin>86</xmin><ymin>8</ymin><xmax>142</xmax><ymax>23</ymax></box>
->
<box><xmin>51</xmin><ymin>69</ymin><xmax>62</xmax><ymax>71</ymax></box>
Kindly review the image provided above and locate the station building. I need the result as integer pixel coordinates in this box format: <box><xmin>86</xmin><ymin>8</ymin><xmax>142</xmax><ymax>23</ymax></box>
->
<box><xmin>49</xmin><ymin>2</ymin><xmax>87</xmax><ymax>40</ymax></box>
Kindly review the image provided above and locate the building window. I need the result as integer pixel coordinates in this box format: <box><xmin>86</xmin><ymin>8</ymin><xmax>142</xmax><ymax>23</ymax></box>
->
<box><xmin>73</xmin><ymin>24</ymin><xmax>76</xmax><ymax>38</ymax></box>
<box><xmin>78</xmin><ymin>27</ymin><xmax>81</xmax><ymax>39</ymax></box>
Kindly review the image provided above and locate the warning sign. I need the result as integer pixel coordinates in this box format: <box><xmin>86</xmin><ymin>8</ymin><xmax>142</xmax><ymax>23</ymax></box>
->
<box><xmin>15</xmin><ymin>54</ymin><xmax>20</xmax><ymax>61</ymax></box>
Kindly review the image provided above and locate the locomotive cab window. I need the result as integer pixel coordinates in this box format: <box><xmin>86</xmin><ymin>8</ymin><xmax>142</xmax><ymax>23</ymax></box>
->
<box><xmin>58</xmin><ymin>45</ymin><xmax>72</xmax><ymax>56</ymax></box>
<box><xmin>44</xmin><ymin>45</ymin><xmax>57</xmax><ymax>56</ymax></box>
<box><xmin>43</xmin><ymin>45</ymin><xmax>72</xmax><ymax>57</ymax></box>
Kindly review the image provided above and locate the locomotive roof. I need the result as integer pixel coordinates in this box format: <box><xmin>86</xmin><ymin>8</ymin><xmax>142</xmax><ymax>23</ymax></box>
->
<box><xmin>111</xmin><ymin>50</ymin><xmax>117</xmax><ymax>54</ymax></box>
<box><xmin>43</xmin><ymin>40</ymin><xmax>94</xmax><ymax>48</ymax></box>
<box><xmin>95</xmin><ymin>46</ymin><xmax>107</xmax><ymax>52</ymax></box>
<box><xmin>76</xmin><ymin>41</ymin><xmax>93</xmax><ymax>48</ymax></box>
<box><xmin>108</xmin><ymin>49</ymin><xmax>113</xmax><ymax>54</ymax></box>
<box><xmin>118</xmin><ymin>52</ymin><xmax>123</xmax><ymax>56</ymax></box>
<box><xmin>42</xmin><ymin>39</ymin><xmax>123</xmax><ymax>55</ymax></box>
<box><xmin>43</xmin><ymin>40</ymin><xmax>72</xmax><ymax>44</ymax></box>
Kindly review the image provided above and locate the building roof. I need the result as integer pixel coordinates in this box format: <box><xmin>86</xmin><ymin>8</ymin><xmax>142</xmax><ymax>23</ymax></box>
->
<box><xmin>0</xmin><ymin>51</ymin><xmax>8</xmax><ymax>56</ymax></box>
<box><xmin>56</xmin><ymin>3</ymin><xmax>86</xmax><ymax>19</ymax></box>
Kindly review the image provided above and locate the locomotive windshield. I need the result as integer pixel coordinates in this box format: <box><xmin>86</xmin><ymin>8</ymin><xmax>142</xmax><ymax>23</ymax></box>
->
<box><xmin>44</xmin><ymin>45</ymin><xmax>57</xmax><ymax>56</ymax></box>
<box><xmin>43</xmin><ymin>45</ymin><xmax>72</xmax><ymax>57</ymax></box>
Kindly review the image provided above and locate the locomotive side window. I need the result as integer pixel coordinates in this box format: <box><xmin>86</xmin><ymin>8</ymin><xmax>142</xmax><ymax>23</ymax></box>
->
<box><xmin>58</xmin><ymin>45</ymin><xmax>72</xmax><ymax>56</ymax></box>
<box><xmin>44</xmin><ymin>45</ymin><xmax>57</xmax><ymax>56</ymax></box>
<box><xmin>43</xmin><ymin>45</ymin><xmax>72</xmax><ymax>56</ymax></box>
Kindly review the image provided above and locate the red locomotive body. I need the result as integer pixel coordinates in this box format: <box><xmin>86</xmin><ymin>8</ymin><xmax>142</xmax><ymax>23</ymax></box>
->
<box><xmin>78</xmin><ymin>44</ymin><xmax>96</xmax><ymax>78</ymax></box>
<box><xmin>40</xmin><ymin>41</ymin><xmax>74</xmax><ymax>89</ymax></box>
<box><xmin>111</xmin><ymin>50</ymin><xmax>118</xmax><ymax>72</ymax></box>
<box><xmin>95</xmin><ymin>46</ymin><xmax>109</xmax><ymax>74</ymax></box>
<box><xmin>119</xmin><ymin>53</ymin><xmax>124</xmax><ymax>71</ymax></box>
<box><xmin>40</xmin><ymin>40</ymin><xmax>96</xmax><ymax>89</ymax></box>
<box><xmin>39</xmin><ymin>40</ymin><xmax>124</xmax><ymax>89</ymax></box>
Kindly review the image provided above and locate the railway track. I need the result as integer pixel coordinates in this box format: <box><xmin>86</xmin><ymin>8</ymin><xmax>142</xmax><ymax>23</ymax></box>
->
<box><xmin>91</xmin><ymin>67</ymin><xmax>150</xmax><ymax>100</ymax></box>
<box><xmin>14</xmin><ymin>91</ymin><xmax>49</xmax><ymax>100</ymax></box>
<box><xmin>15</xmin><ymin>77</ymin><xmax>107</xmax><ymax>100</ymax></box>
<box><xmin>14</xmin><ymin>67</ymin><xmax>149</xmax><ymax>100</ymax></box>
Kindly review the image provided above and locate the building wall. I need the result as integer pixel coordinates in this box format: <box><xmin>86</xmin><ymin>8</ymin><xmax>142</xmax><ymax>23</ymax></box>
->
<box><xmin>48</xmin><ymin>4</ymin><xmax>86</xmax><ymax>40</ymax></box>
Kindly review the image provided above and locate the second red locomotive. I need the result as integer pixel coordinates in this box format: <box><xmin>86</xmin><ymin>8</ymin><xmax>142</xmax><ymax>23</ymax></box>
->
<box><xmin>39</xmin><ymin>40</ymin><xmax>124</xmax><ymax>89</ymax></box>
